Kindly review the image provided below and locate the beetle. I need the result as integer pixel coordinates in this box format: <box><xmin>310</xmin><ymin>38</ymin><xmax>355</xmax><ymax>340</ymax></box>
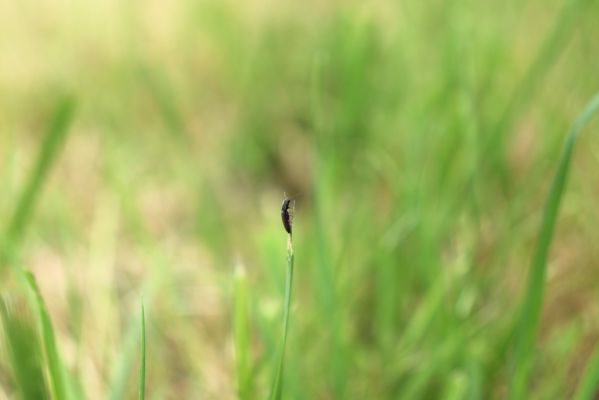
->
<box><xmin>281</xmin><ymin>197</ymin><xmax>294</xmax><ymax>235</ymax></box>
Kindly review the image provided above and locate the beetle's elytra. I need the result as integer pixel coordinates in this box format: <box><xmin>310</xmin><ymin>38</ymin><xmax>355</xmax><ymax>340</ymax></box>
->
<box><xmin>281</xmin><ymin>197</ymin><xmax>293</xmax><ymax>235</ymax></box>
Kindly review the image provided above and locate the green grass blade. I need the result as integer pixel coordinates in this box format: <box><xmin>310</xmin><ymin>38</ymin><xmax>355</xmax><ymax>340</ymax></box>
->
<box><xmin>234</xmin><ymin>262</ymin><xmax>251</xmax><ymax>400</ymax></box>
<box><xmin>1</xmin><ymin>96</ymin><xmax>76</xmax><ymax>268</ymax></box>
<box><xmin>137</xmin><ymin>66</ymin><xmax>186</xmax><ymax>142</ymax></box>
<box><xmin>487</xmin><ymin>0</ymin><xmax>594</xmax><ymax>163</ymax></box>
<box><xmin>0</xmin><ymin>298</ymin><xmax>48</xmax><ymax>400</ymax></box>
<box><xmin>509</xmin><ymin>92</ymin><xmax>599</xmax><ymax>399</ymax></box>
<box><xmin>574</xmin><ymin>341</ymin><xmax>599</xmax><ymax>400</ymax></box>
<box><xmin>24</xmin><ymin>271</ymin><xmax>70</xmax><ymax>400</ymax></box>
<box><xmin>269</xmin><ymin>236</ymin><xmax>295</xmax><ymax>400</ymax></box>
<box><xmin>108</xmin><ymin>253</ymin><xmax>162</xmax><ymax>400</ymax></box>
<box><xmin>109</xmin><ymin>303</ymin><xmax>145</xmax><ymax>400</ymax></box>
<box><xmin>139</xmin><ymin>302</ymin><xmax>146</xmax><ymax>400</ymax></box>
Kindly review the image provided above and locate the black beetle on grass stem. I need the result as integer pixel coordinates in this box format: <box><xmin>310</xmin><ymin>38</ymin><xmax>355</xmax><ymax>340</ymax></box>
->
<box><xmin>281</xmin><ymin>197</ymin><xmax>294</xmax><ymax>235</ymax></box>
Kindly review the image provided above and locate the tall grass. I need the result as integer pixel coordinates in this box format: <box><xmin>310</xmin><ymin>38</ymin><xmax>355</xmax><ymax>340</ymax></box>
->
<box><xmin>0</xmin><ymin>96</ymin><xmax>76</xmax><ymax>398</ymax></box>
<box><xmin>1</xmin><ymin>96</ymin><xmax>76</xmax><ymax>270</ymax></box>
<box><xmin>0</xmin><ymin>297</ymin><xmax>48</xmax><ymax>399</ymax></box>
<box><xmin>0</xmin><ymin>0</ymin><xmax>598</xmax><ymax>398</ymax></box>
<box><xmin>269</xmin><ymin>234</ymin><xmax>295</xmax><ymax>400</ymax></box>
<box><xmin>510</xmin><ymin>92</ymin><xmax>599</xmax><ymax>399</ymax></box>
<box><xmin>575</xmin><ymin>341</ymin><xmax>599</xmax><ymax>400</ymax></box>
<box><xmin>25</xmin><ymin>271</ymin><xmax>71</xmax><ymax>400</ymax></box>
<box><xmin>139</xmin><ymin>303</ymin><xmax>146</xmax><ymax>400</ymax></box>
<box><xmin>489</xmin><ymin>0</ymin><xmax>594</xmax><ymax>156</ymax></box>
<box><xmin>234</xmin><ymin>261</ymin><xmax>251</xmax><ymax>399</ymax></box>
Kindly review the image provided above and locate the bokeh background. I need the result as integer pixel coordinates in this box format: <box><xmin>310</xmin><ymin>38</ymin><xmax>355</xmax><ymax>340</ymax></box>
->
<box><xmin>1</xmin><ymin>0</ymin><xmax>599</xmax><ymax>398</ymax></box>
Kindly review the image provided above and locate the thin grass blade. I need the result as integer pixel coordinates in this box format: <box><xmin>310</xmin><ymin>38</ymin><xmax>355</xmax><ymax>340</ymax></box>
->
<box><xmin>139</xmin><ymin>302</ymin><xmax>146</xmax><ymax>400</ymax></box>
<box><xmin>509</xmin><ymin>92</ymin><xmax>599</xmax><ymax>399</ymax></box>
<box><xmin>269</xmin><ymin>236</ymin><xmax>294</xmax><ymax>400</ymax></box>
<box><xmin>109</xmin><ymin>303</ymin><xmax>145</xmax><ymax>400</ymax></box>
<box><xmin>1</xmin><ymin>96</ymin><xmax>76</xmax><ymax>269</ymax></box>
<box><xmin>24</xmin><ymin>270</ymin><xmax>70</xmax><ymax>400</ymax></box>
<box><xmin>234</xmin><ymin>261</ymin><xmax>251</xmax><ymax>399</ymax></box>
<box><xmin>574</xmin><ymin>336</ymin><xmax>599</xmax><ymax>399</ymax></box>
<box><xmin>487</xmin><ymin>0</ymin><xmax>594</xmax><ymax>163</ymax></box>
<box><xmin>137</xmin><ymin>66</ymin><xmax>187</xmax><ymax>142</ymax></box>
<box><xmin>0</xmin><ymin>298</ymin><xmax>48</xmax><ymax>400</ymax></box>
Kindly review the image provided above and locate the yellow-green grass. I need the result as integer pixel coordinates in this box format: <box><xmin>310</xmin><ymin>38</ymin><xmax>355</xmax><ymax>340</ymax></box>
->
<box><xmin>0</xmin><ymin>0</ymin><xmax>599</xmax><ymax>398</ymax></box>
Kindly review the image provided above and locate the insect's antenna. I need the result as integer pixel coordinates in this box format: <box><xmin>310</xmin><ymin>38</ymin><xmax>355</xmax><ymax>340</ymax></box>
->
<box><xmin>283</xmin><ymin>191</ymin><xmax>303</xmax><ymax>201</ymax></box>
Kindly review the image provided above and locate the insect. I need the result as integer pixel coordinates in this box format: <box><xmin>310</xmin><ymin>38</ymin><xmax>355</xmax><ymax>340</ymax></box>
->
<box><xmin>281</xmin><ymin>196</ymin><xmax>294</xmax><ymax>235</ymax></box>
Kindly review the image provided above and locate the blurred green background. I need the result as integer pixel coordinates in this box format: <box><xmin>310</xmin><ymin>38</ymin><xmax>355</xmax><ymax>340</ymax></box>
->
<box><xmin>1</xmin><ymin>0</ymin><xmax>599</xmax><ymax>398</ymax></box>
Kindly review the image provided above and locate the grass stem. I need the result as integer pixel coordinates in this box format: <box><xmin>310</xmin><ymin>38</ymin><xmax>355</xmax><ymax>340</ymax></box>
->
<box><xmin>509</xmin><ymin>92</ymin><xmax>599</xmax><ymax>399</ymax></box>
<box><xmin>269</xmin><ymin>234</ymin><xmax>295</xmax><ymax>400</ymax></box>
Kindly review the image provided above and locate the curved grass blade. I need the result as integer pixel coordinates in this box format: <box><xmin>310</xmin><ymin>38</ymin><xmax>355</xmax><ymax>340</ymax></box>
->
<box><xmin>0</xmin><ymin>298</ymin><xmax>48</xmax><ymax>400</ymax></box>
<box><xmin>109</xmin><ymin>254</ymin><xmax>161</xmax><ymax>400</ymax></box>
<box><xmin>509</xmin><ymin>92</ymin><xmax>599</xmax><ymax>399</ymax></box>
<box><xmin>24</xmin><ymin>270</ymin><xmax>70</xmax><ymax>400</ymax></box>
<box><xmin>574</xmin><ymin>340</ymin><xmax>599</xmax><ymax>400</ymax></box>
<box><xmin>1</xmin><ymin>96</ymin><xmax>76</xmax><ymax>269</ymax></box>
<box><xmin>486</xmin><ymin>0</ymin><xmax>594</xmax><ymax>166</ymax></box>
<box><xmin>269</xmin><ymin>236</ymin><xmax>295</xmax><ymax>400</ymax></box>
<box><xmin>137</xmin><ymin>66</ymin><xmax>187</xmax><ymax>143</ymax></box>
<box><xmin>139</xmin><ymin>303</ymin><xmax>146</xmax><ymax>400</ymax></box>
<box><xmin>234</xmin><ymin>261</ymin><xmax>251</xmax><ymax>399</ymax></box>
<box><xmin>109</xmin><ymin>302</ymin><xmax>146</xmax><ymax>400</ymax></box>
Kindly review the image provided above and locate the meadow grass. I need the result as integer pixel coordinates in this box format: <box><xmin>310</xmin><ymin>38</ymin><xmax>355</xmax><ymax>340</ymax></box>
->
<box><xmin>0</xmin><ymin>297</ymin><xmax>47</xmax><ymax>399</ymax></box>
<box><xmin>0</xmin><ymin>96</ymin><xmax>76</xmax><ymax>269</ymax></box>
<box><xmin>268</xmin><ymin>234</ymin><xmax>294</xmax><ymax>400</ymax></box>
<box><xmin>510</xmin><ymin>92</ymin><xmax>599</xmax><ymax>399</ymax></box>
<box><xmin>0</xmin><ymin>0</ymin><xmax>598</xmax><ymax>399</ymax></box>
<box><xmin>139</xmin><ymin>303</ymin><xmax>146</xmax><ymax>400</ymax></box>
<box><xmin>575</xmin><ymin>341</ymin><xmax>599</xmax><ymax>400</ymax></box>
<box><xmin>234</xmin><ymin>261</ymin><xmax>251</xmax><ymax>399</ymax></box>
<box><xmin>24</xmin><ymin>270</ymin><xmax>73</xmax><ymax>400</ymax></box>
<box><xmin>0</xmin><ymin>95</ymin><xmax>76</xmax><ymax>398</ymax></box>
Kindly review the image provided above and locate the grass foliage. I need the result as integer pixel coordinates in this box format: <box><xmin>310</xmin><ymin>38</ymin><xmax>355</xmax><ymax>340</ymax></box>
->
<box><xmin>139</xmin><ymin>303</ymin><xmax>146</xmax><ymax>400</ymax></box>
<box><xmin>510</xmin><ymin>93</ymin><xmax>599</xmax><ymax>399</ymax></box>
<box><xmin>0</xmin><ymin>0</ymin><xmax>599</xmax><ymax>399</ymax></box>
<box><xmin>24</xmin><ymin>271</ymin><xmax>71</xmax><ymax>400</ymax></box>
<box><xmin>269</xmin><ymin>236</ymin><xmax>295</xmax><ymax>400</ymax></box>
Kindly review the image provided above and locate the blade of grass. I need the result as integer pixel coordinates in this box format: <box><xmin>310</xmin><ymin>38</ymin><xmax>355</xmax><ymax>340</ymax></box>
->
<box><xmin>269</xmin><ymin>235</ymin><xmax>294</xmax><ymax>400</ymax></box>
<box><xmin>574</xmin><ymin>340</ymin><xmax>599</xmax><ymax>400</ymax></box>
<box><xmin>139</xmin><ymin>302</ymin><xmax>146</xmax><ymax>400</ymax></box>
<box><xmin>109</xmin><ymin>307</ymin><xmax>143</xmax><ymax>400</ymax></box>
<box><xmin>137</xmin><ymin>65</ymin><xmax>187</xmax><ymax>142</ymax></box>
<box><xmin>310</xmin><ymin>55</ymin><xmax>348</xmax><ymax>398</ymax></box>
<box><xmin>108</xmin><ymin>251</ymin><xmax>163</xmax><ymax>400</ymax></box>
<box><xmin>486</xmin><ymin>0</ymin><xmax>594</xmax><ymax>167</ymax></box>
<box><xmin>0</xmin><ymin>96</ymin><xmax>76</xmax><ymax>269</ymax></box>
<box><xmin>234</xmin><ymin>261</ymin><xmax>251</xmax><ymax>400</ymax></box>
<box><xmin>509</xmin><ymin>92</ymin><xmax>599</xmax><ymax>400</ymax></box>
<box><xmin>0</xmin><ymin>298</ymin><xmax>48</xmax><ymax>400</ymax></box>
<box><xmin>24</xmin><ymin>270</ymin><xmax>70</xmax><ymax>400</ymax></box>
